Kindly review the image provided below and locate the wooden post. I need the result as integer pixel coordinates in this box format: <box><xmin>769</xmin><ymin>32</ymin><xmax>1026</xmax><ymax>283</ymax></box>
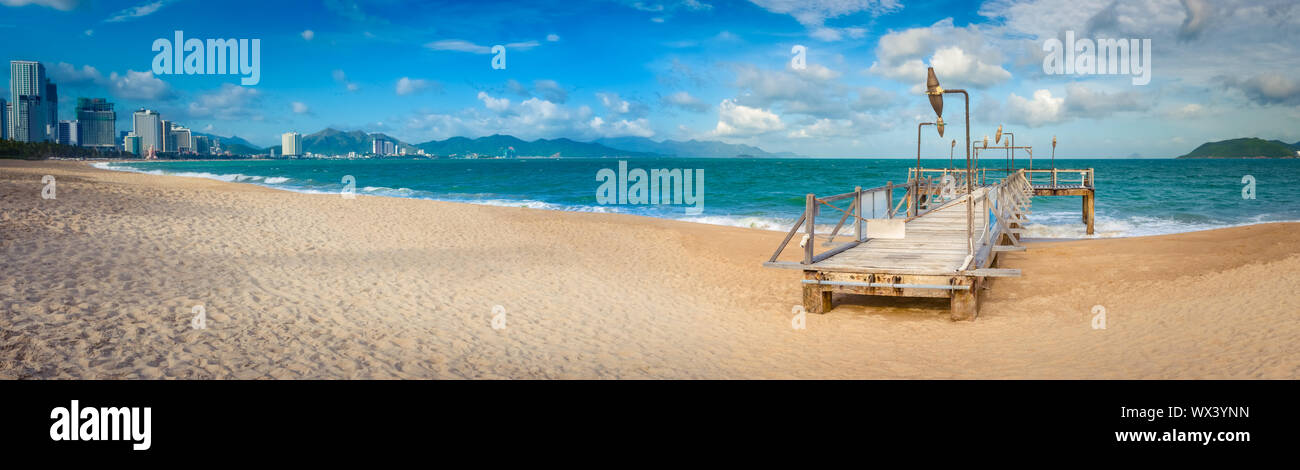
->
<box><xmin>803</xmin><ymin>271</ymin><xmax>833</xmax><ymax>313</ymax></box>
<box><xmin>1083</xmin><ymin>191</ymin><xmax>1095</xmax><ymax>235</ymax></box>
<box><xmin>855</xmin><ymin>186</ymin><xmax>863</xmax><ymax>241</ymax></box>
<box><xmin>908</xmin><ymin>180</ymin><xmax>915</xmax><ymax>217</ymax></box>
<box><xmin>949</xmin><ymin>277</ymin><xmax>979</xmax><ymax>321</ymax></box>
<box><xmin>885</xmin><ymin>181</ymin><xmax>893</xmax><ymax>218</ymax></box>
<box><xmin>804</xmin><ymin>194</ymin><xmax>816</xmax><ymax>264</ymax></box>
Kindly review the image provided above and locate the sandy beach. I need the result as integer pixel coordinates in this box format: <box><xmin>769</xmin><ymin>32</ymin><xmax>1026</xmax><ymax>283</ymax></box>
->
<box><xmin>1</xmin><ymin>160</ymin><xmax>1296</xmax><ymax>379</ymax></box>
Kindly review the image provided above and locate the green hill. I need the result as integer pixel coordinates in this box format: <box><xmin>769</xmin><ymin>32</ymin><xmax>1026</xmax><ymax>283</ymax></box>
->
<box><xmin>594</xmin><ymin>136</ymin><xmax>800</xmax><ymax>157</ymax></box>
<box><xmin>415</xmin><ymin>134</ymin><xmax>658</xmax><ymax>157</ymax></box>
<box><xmin>1178</xmin><ymin>138</ymin><xmax>1299</xmax><ymax>158</ymax></box>
<box><xmin>193</xmin><ymin>132</ymin><xmax>266</xmax><ymax>155</ymax></box>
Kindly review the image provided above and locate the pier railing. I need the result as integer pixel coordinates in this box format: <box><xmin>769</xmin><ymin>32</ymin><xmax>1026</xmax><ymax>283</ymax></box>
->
<box><xmin>1023</xmin><ymin>168</ymin><xmax>1094</xmax><ymax>189</ymax></box>
<box><xmin>909</xmin><ymin>167</ymin><xmax>1093</xmax><ymax>190</ymax></box>
<box><xmin>960</xmin><ymin>169</ymin><xmax>1032</xmax><ymax>271</ymax></box>
<box><xmin>768</xmin><ymin>169</ymin><xmax>1035</xmax><ymax>268</ymax></box>
<box><xmin>768</xmin><ymin>180</ymin><xmax>923</xmax><ymax>265</ymax></box>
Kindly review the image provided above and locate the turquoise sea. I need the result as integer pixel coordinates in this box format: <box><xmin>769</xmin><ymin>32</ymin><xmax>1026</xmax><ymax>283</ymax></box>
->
<box><xmin>96</xmin><ymin>157</ymin><xmax>1300</xmax><ymax>238</ymax></box>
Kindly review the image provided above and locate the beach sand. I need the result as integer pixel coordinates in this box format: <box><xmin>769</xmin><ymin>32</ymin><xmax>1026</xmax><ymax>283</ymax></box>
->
<box><xmin>1</xmin><ymin>160</ymin><xmax>1296</xmax><ymax>379</ymax></box>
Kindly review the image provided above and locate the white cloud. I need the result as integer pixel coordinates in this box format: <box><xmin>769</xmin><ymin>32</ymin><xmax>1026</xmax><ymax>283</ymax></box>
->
<box><xmin>425</xmin><ymin>39</ymin><xmax>540</xmax><ymax>54</ymax></box>
<box><xmin>662</xmin><ymin>91</ymin><xmax>709</xmax><ymax>112</ymax></box>
<box><xmin>48</xmin><ymin>62</ymin><xmax>102</xmax><ymax>86</ymax></box>
<box><xmin>0</xmin><ymin>0</ymin><xmax>78</xmax><ymax>10</ymax></box>
<box><xmin>395</xmin><ymin>77</ymin><xmax>434</xmax><ymax>95</ymax></box>
<box><xmin>597</xmin><ymin>92</ymin><xmax>648</xmax><ymax>117</ymax></box>
<box><xmin>477</xmin><ymin>92</ymin><xmax>511</xmax><ymax>113</ymax></box>
<box><xmin>731</xmin><ymin>63</ymin><xmax>854</xmax><ymax>119</ymax></box>
<box><xmin>867</xmin><ymin>19</ymin><xmax>1011</xmax><ymax>89</ymax></box>
<box><xmin>1222</xmin><ymin>73</ymin><xmax>1300</xmax><ymax>105</ymax></box>
<box><xmin>1167</xmin><ymin>103</ymin><xmax>1208</xmax><ymax>119</ymax></box>
<box><xmin>291</xmin><ymin>102</ymin><xmax>310</xmax><ymax>114</ymax></box>
<box><xmin>589</xmin><ymin>116</ymin><xmax>655</xmax><ymax>137</ymax></box>
<box><xmin>1064</xmin><ymin>83</ymin><xmax>1146</xmax><ymax>117</ymax></box>
<box><xmin>332</xmin><ymin>69</ymin><xmax>359</xmax><ymax>92</ymax></box>
<box><xmin>1005</xmin><ymin>89</ymin><xmax>1065</xmax><ymax>127</ymax></box>
<box><xmin>928</xmin><ymin>46</ymin><xmax>1012</xmax><ymax>88</ymax></box>
<box><xmin>187</xmin><ymin>83</ymin><xmax>262</xmax><ymax>120</ymax></box>
<box><xmin>106</xmin><ymin>0</ymin><xmax>177</xmax><ymax>23</ymax></box>
<box><xmin>532</xmin><ymin>79</ymin><xmax>567</xmax><ymax>103</ymax></box>
<box><xmin>546</xmin><ymin>33</ymin><xmax>560</xmax><ymax>42</ymax></box>
<box><xmin>748</xmin><ymin>0</ymin><xmax>899</xmax><ymax>41</ymax></box>
<box><xmin>108</xmin><ymin>70</ymin><xmax>173</xmax><ymax>100</ymax></box>
<box><xmin>301</xmin><ymin>30</ymin><xmax>315</xmax><ymax>41</ymax></box>
<box><xmin>712</xmin><ymin>99</ymin><xmax>785</xmax><ymax>136</ymax></box>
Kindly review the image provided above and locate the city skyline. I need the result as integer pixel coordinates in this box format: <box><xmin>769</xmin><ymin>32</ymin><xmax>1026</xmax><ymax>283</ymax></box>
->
<box><xmin>2</xmin><ymin>0</ymin><xmax>1299</xmax><ymax>157</ymax></box>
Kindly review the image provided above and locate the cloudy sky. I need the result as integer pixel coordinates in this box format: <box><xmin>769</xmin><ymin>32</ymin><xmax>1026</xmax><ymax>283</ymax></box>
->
<box><xmin>3</xmin><ymin>0</ymin><xmax>1298</xmax><ymax>157</ymax></box>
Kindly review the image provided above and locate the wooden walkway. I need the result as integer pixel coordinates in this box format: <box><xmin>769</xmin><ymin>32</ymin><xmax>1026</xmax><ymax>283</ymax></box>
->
<box><xmin>808</xmin><ymin>189</ymin><xmax>989</xmax><ymax>275</ymax></box>
<box><xmin>764</xmin><ymin>169</ymin><xmax>1046</xmax><ymax>320</ymax></box>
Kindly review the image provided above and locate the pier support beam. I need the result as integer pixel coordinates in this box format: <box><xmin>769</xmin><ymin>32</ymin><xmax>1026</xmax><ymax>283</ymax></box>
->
<box><xmin>949</xmin><ymin>277</ymin><xmax>979</xmax><ymax>321</ymax></box>
<box><xmin>802</xmin><ymin>271</ymin><xmax>833</xmax><ymax>313</ymax></box>
<box><xmin>1082</xmin><ymin>192</ymin><xmax>1095</xmax><ymax>235</ymax></box>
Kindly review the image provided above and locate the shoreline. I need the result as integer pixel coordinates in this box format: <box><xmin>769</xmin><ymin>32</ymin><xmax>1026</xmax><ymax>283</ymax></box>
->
<box><xmin>2</xmin><ymin>160</ymin><xmax>1297</xmax><ymax>379</ymax></box>
<box><xmin>85</xmin><ymin>159</ymin><xmax>1300</xmax><ymax>240</ymax></box>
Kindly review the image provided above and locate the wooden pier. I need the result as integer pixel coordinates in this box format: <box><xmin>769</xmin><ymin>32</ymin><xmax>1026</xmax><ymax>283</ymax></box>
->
<box><xmin>764</xmin><ymin>167</ymin><xmax>1095</xmax><ymax>320</ymax></box>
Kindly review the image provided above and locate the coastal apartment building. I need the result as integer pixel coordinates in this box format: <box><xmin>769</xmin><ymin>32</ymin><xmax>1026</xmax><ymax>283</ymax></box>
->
<box><xmin>75</xmin><ymin>98</ymin><xmax>117</xmax><ymax>150</ymax></box>
<box><xmin>132</xmin><ymin>109</ymin><xmax>163</xmax><ymax>154</ymax></box>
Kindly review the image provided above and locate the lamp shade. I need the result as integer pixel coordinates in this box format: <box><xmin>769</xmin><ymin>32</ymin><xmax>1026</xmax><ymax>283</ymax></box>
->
<box><xmin>1052</xmin><ymin>136</ymin><xmax>1057</xmax><ymax>149</ymax></box>
<box><xmin>925</xmin><ymin>67</ymin><xmax>944</xmax><ymax>117</ymax></box>
<box><xmin>936</xmin><ymin>118</ymin><xmax>945</xmax><ymax>138</ymax></box>
<box><xmin>995</xmin><ymin>125</ymin><xmax>1003</xmax><ymax>144</ymax></box>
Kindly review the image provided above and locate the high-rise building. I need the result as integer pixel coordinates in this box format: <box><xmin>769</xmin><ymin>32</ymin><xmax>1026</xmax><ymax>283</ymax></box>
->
<box><xmin>75</xmin><ymin>98</ymin><xmax>116</xmax><ymax>149</ymax></box>
<box><xmin>0</xmin><ymin>98</ymin><xmax>7</xmax><ymax>140</ymax></box>
<box><xmin>45</xmin><ymin>82</ymin><xmax>57</xmax><ymax>139</ymax></box>
<box><xmin>282</xmin><ymin>132</ymin><xmax>302</xmax><ymax>157</ymax></box>
<box><xmin>194</xmin><ymin>135</ymin><xmax>211</xmax><ymax>155</ymax></box>
<box><xmin>170</xmin><ymin>125</ymin><xmax>192</xmax><ymax>153</ymax></box>
<box><xmin>372</xmin><ymin>138</ymin><xmax>395</xmax><ymax>156</ymax></box>
<box><xmin>160</xmin><ymin>119</ymin><xmax>174</xmax><ymax>152</ymax></box>
<box><xmin>123</xmin><ymin>133</ymin><xmax>141</xmax><ymax>155</ymax></box>
<box><xmin>132</xmin><ymin>109</ymin><xmax>162</xmax><ymax>154</ymax></box>
<box><xmin>57</xmin><ymin>120</ymin><xmax>78</xmax><ymax>146</ymax></box>
<box><xmin>10</xmin><ymin>61</ymin><xmax>50</xmax><ymax>142</ymax></box>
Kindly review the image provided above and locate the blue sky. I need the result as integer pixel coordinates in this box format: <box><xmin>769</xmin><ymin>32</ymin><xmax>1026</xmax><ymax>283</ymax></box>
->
<box><xmin>3</xmin><ymin>0</ymin><xmax>1299</xmax><ymax>157</ymax></box>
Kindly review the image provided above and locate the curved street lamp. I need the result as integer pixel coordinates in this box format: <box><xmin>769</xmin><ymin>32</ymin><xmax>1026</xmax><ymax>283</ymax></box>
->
<box><xmin>994</xmin><ymin>125</ymin><xmax>1016</xmax><ymax>172</ymax></box>
<box><xmin>925</xmin><ymin>67</ymin><xmax>973</xmax><ymax>254</ymax></box>
<box><xmin>915</xmin><ymin>121</ymin><xmax>941</xmax><ymax>216</ymax></box>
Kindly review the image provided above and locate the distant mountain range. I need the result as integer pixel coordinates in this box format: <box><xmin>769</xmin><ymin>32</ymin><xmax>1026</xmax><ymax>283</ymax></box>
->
<box><xmin>206</xmin><ymin>127</ymin><xmax>798</xmax><ymax>158</ymax></box>
<box><xmin>192</xmin><ymin>132</ymin><xmax>265</xmax><ymax>156</ymax></box>
<box><xmin>1178</xmin><ymin>138</ymin><xmax>1300</xmax><ymax>158</ymax></box>
<box><xmin>594</xmin><ymin>136</ymin><xmax>801</xmax><ymax>157</ymax></box>
<box><xmin>415</xmin><ymin>134</ymin><xmax>657</xmax><ymax>157</ymax></box>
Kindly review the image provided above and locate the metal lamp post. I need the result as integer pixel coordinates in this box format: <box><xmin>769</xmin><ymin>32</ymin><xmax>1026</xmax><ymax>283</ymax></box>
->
<box><xmin>925</xmin><ymin>67</ymin><xmax>973</xmax><ymax>255</ymax></box>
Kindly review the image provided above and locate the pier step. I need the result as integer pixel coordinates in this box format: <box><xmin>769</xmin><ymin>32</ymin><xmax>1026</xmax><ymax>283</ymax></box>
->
<box><xmin>992</xmin><ymin>245</ymin><xmax>1026</xmax><ymax>252</ymax></box>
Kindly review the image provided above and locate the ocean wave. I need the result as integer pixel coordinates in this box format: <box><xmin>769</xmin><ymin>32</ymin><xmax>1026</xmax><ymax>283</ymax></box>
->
<box><xmin>1020</xmin><ymin>211</ymin><xmax>1300</xmax><ymax>239</ymax></box>
<box><xmin>91</xmin><ymin>162</ymin><xmax>1296</xmax><ymax>239</ymax></box>
<box><xmin>93</xmin><ymin>163</ymin><xmax>293</xmax><ymax>186</ymax></box>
